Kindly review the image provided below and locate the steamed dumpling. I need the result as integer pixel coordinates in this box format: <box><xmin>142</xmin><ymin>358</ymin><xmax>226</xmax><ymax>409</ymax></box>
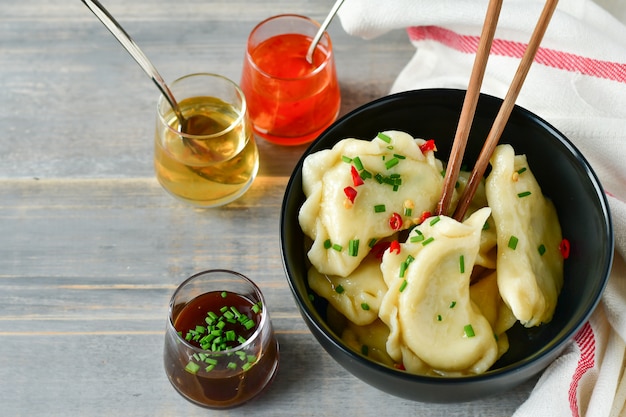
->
<box><xmin>485</xmin><ymin>145</ymin><xmax>564</xmax><ymax>327</ymax></box>
<box><xmin>379</xmin><ymin>208</ymin><xmax>499</xmax><ymax>375</ymax></box>
<box><xmin>308</xmin><ymin>254</ymin><xmax>388</xmax><ymax>326</ymax></box>
<box><xmin>299</xmin><ymin>131</ymin><xmax>444</xmax><ymax>277</ymax></box>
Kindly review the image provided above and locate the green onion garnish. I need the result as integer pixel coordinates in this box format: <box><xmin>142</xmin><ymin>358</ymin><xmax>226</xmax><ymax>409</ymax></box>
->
<box><xmin>399</xmin><ymin>280</ymin><xmax>408</xmax><ymax>292</ymax></box>
<box><xmin>404</xmin><ymin>207</ymin><xmax>413</xmax><ymax>216</ymax></box>
<box><xmin>517</xmin><ymin>191</ymin><xmax>532</xmax><ymax>198</ymax></box>
<box><xmin>429</xmin><ymin>216</ymin><xmax>441</xmax><ymax>226</ymax></box>
<box><xmin>368</xmin><ymin>238</ymin><xmax>378</xmax><ymax>248</ymax></box>
<box><xmin>377</xmin><ymin>132</ymin><xmax>391</xmax><ymax>143</ymax></box>
<box><xmin>323</xmin><ymin>239</ymin><xmax>332</xmax><ymax>249</ymax></box>
<box><xmin>464</xmin><ymin>324</ymin><xmax>475</xmax><ymax>338</ymax></box>
<box><xmin>450</xmin><ymin>301</ymin><xmax>457</xmax><ymax>308</ymax></box>
<box><xmin>517</xmin><ymin>167</ymin><xmax>527</xmax><ymax>174</ymax></box>
<box><xmin>332</xmin><ymin>243</ymin><xmax>343</xmax><ymax>251</ymax></box>
<box><xmin>385</xmin><ymin>157</ymin><xmax>400</xmax><ymax>169</ymax></box>
<box><xmin>437</xmin><ymin>315</ymin><xmax>442</xmax><ymax>322</ymax></box>
<box><xmin>422</xmin><ymin>237</ymin><xmax>435</xmax><ymax>246</ymax></box>
<box><xmin>185</xmin><ymin>361</ymin><xmax>201</xmax><ymax>374</ymax></box>
<box><xmin>361</xmin><ymin>303</ymin><xmax>370</xmax><ymax>311</ymax></box>
<box><xmin>353</xmin><ymin>156</ymin><xmax>364</xmax><ymax>171</ymax></box>
<box><xmin>374</xmin><ymin>204</ymin><xmax>386</xmax><ymax>213</ymax></box>
<box><xmin>360</xmin><ymin>169</ymin><xmax>372</xmax><ymax>180</ymax></box>
<box><xmin>459</xmin><ymin>255</ymin><xmax>465</xmax><ymax>274</ymax></box>
<box><xmin>348</xmin><ymin>239</ymin><xmax>359</xmax><ymax>257</ymax></box>
<box><xmin>508</xmin><ymin>236</ymin><xmax>519</xmax><ymax>250</ymax></box>
<box><xmin>221</xmin><ymin>291</ymin><xmax>227</xmax><ymax>298</ymax></box>
<box><xmin>482</xmin><ymin>221</ymin><xmax>490</xmax><ymax>230</ymax></box>
<box><xmin>393</xmin><ymin>153</ymin><xmax>406</xmax><ymax>160</ymax></box>
<box><xmin>410</xmin><ymin>234</ymin><xmax>425</xmax><ymax>243</ymax></box>
<box><xmin>538</xmin><ymin>244</ymin><xmax>546</xmax><ymax>256</ymax></box>
<box><xmin>341</xmin><ymin>155</ymin><xmax>352</xmax><ymax>163</ymax></box>
<box><xmin>335</xmin><ymin>285</ymin><xmax>345</xmax><ymax>294</ymax></box>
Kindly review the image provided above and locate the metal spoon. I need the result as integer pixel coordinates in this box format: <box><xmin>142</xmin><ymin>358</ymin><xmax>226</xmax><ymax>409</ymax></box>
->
<box><xmin>305</xmin><ymin>0</ymin><xmax>345</xmax><ymax>64</ymax></box>
<box><xmin>81</xmin><ymin>0</ymin><xmax>211</xmax><ymax>139</ymax></box>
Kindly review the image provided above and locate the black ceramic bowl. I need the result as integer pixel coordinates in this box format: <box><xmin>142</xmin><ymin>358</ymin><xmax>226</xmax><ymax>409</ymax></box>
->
<box><xmin>280</xmin><ymin>89</ymin><xmax>613</xmax><ymax>402</ymax></box>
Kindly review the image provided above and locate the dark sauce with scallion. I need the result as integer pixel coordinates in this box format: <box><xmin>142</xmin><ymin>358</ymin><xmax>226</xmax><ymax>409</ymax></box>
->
<box><xmin>164</xmin><ymin>291</ymin><xmax>279</xmax><ymax>408</ymax></box>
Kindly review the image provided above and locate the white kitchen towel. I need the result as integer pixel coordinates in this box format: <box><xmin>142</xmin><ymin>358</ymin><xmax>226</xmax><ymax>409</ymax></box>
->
<box><xmin>338</xmin><ymin>1</ymin><xmax>626</xmax><ymax>416</ymax></box>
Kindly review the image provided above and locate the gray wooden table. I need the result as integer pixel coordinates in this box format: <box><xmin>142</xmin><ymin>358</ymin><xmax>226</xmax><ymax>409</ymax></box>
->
<box><xmin>0</xmin><ymin>1</ymin><xmax>537</xmax><ymax>415</ymax></box>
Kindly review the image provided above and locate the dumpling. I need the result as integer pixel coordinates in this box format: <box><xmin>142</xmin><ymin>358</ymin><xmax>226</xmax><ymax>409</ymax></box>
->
<box><xmin>308</xmin><ymin>253</ymin><xmax>388</xmax><ymax>326</ymax></box>
<box><xmin>379</xmin><ymin>207</ymin><xmax>499</xmax><ymax>375</ymax></box>
<box><xmin>342</xmin><ymin>319</ymin><xmax>395</xmax><ymax>366</ymax></box>
<box><xmin>485</xmin><ymin>145</ymin><xmax>564</xmax><ymax>327</ymax></box>
<box><xmin>298</xmin><ymin>130</ymin><xmax>444</xmax><ymax>277</ymax></box>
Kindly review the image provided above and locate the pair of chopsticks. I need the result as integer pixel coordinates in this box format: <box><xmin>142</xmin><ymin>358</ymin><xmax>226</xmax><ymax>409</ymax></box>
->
<box><xmin>435</xmin><ymin>0</ymin><xmax>559</xmax><ymax>221</ymax></box>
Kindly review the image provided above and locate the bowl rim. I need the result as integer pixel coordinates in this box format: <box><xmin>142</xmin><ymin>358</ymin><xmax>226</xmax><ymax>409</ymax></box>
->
<box><xmin>280</xmin><ymin>87</ymin><xmax>614</xmax><ymax>383</ymax></box>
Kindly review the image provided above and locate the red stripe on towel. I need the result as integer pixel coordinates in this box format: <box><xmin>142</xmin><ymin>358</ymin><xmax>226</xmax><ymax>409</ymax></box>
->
<box><xmin>407</xmin><ymin>26</ymin><xmax>626</xmax><ymax>83</ymax></box>
<box><xmin>568</xmin><ymin>322</ymin><xmax>596</xmax><ymax>417</ymax></box>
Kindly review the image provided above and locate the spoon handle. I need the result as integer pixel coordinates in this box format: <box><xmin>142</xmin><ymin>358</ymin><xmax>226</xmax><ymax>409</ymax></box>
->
<box><xmin>81</xmin><ymin>0</ymin><xmax>185</xmax><ymax>124</ymax></box>
<box><xmin>306</xmin><ymin>0</ymin><xmax>345</xmax><ymax>64</ymax></box>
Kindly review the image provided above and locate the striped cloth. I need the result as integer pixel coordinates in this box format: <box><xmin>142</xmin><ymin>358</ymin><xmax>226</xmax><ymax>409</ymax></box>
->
<box><xmin>338</xmin><ymin>1</ymin><xmax>626</xmax><ymax>416</ymax></box>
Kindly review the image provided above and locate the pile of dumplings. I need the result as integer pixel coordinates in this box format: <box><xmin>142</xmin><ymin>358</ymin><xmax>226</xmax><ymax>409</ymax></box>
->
<box><xmin>298</xmin><ymin>130</ymin><xmax>564</xmax><ymax>376</ymax></box>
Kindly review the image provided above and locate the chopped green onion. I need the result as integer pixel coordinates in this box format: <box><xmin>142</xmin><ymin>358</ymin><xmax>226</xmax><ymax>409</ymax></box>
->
<box><xmin>517</xmin><ymin>191</ymin><xmax>532</xmax><ymax>198</ymax></box>
<box><xmin>429</xmin><ymin>216</ymin><xmax>441</xmax><ymax>226</ymax></box>
<box><xmin>422</xmin><ymin>237</ymin><xmax>435</xmax><ymax>246</ymax></box>
<box><xmin>399</xmin><ymin>280</ymin><xmax>408</xmax><ymax>292</ymax></box>
<box><xmin>482</xmin><ymin>221</ymin><xmax>490</xmax><ymax>230</ymax></box>
<box><xmin>385</xmin><ymin>157</ymin><xmax>400</xmax><ymax>169</ymax></box>
<box><xmin>243</xmin><ymin>319</ymin><xmax>255</xmax><ymax>330</ymax></box>
<box><xmin>508</xmin><ymin>236</ymin><xmax>519</xmax><ymax>250</ymax></box>
<box><xmin>185</xmin><ymin>361</ymin><xmax>201</xmax><ymax>374</ymax></box>
<box><xmin>221</xmin><ymin>291</ymin><xmax>227</xmax><ymax>298</ymax></box>
<box><xmin>323</xmin><ymin>239</ymin><xmax>332</xmax><ymax>249</ymax></box>
<box><xmin>404</xmin><ymin>207</ymin><xmax>413</xmax><ymax>216</ymax></box>
<box><xmin>205</xmin><ymin>364</ymin><xmax>216</xmax><ymax>372</ymax></box>
<box><xmin>368</xmin><ymin>238</ymin><xmax>378</xmax><ymax>248</ymax></box>
<box><xmin>517</xmin><ymin>167</ymin><xmax>527</xmax><ymax>174</ymax></box>
<box><xmin>360</xmin><ymin>170</ymin><xmax>372</xmax><ymax>180</ymax></box>
<box><xmin>538</xmin><ymin>244</ymin><xmax>546</xmax><ymax>256</ymax></box>
<box><xmin>464</xmin><ymin>324</ymin><xmax>475</xmax><ymax>338</ymax></box>
<box><xmin>450</xmin><ymin>301</ymin><xmax>457</xmax><ymax>308</ymax></box>
<box><xmin>353</xmin><ymin>156</ymin><xmax>364</xmax><ymax>171</ymax></box>
<box><xmin>335</xmin><ymin>285</ymin><xmax>345</xmax><ymax>294</ymax></box>
<box><xmin>332</xmin><ymin>243</ymin><xmax>343</xmax><ymax>251</ymax></box>
<box><xmin>377</xmin><ymin>132</ymin><xmax>391</xmax><ymax>143</ymax></box>
<box><xmin>437</xmin><ymin>314</ymin><xmax>442</xmax><ymax>322</ymax></box>
<box><xmin>361</xmin><ymin>303</ymin><xmax>370</xmax><ymax>311</ymax></box>
<box><xmin>410</xmin><ymin>234</ymin><xmax>425</xmax><ymax>243</ymax></box>
<box><xmin>399</xmin><ymin>262</ymin><xmax>408</xmax><ymax>278</ymax></box>
<box><xmin>341</xmin><ymin>155</ymin><xmax>352</xmax><ymax>163</ymax></box>
<box><xmin>393</xmin><ymin>153</ymin><xmax>406</xmax><ymax>160</ymax></box>
<box><xmin>374</xmin><ymin>204</ymin><xmax>386</xmax><ymax>213</ymax></box>
<box><xmin>348</xmin><ymin>239</ymin><xmax>359</xmax><ymax>257</ymax></box>
<box><xmin>242</xmin><ymin>362</ymin><xmax>253</xmax><ymax>371</ymax></box>
<box><xmin>459</xmin><ymin>255</ymin><xmax>465</xmax><ymax>274</ymax></box>
<box><xmin>227</xmin><ymin>362</ymin><xmax>237</xmax><ymax>370</ymax></box>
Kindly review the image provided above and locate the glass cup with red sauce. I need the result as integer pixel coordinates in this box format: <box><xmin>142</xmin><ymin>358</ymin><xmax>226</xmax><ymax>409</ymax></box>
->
<box><xmin>240</xmin><ymin>14</ymin><xmax>341</xmax><ymax>146</ymax></box>
<box><xmin>163</xmin><ymin>269</ymin><xmax>279</xmax><ymax>408</ymax></box>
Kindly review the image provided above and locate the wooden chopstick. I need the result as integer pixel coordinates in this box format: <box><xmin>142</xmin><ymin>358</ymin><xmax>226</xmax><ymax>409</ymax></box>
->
<box><xmin>436</xmin><ymin>0</ymin><xmax>504</xmax><ymax>218</ymax></box>
<box><xmin>436</xmin><ymin>0</ymin><xmax>560</xmax><ymax>221</ymax></box>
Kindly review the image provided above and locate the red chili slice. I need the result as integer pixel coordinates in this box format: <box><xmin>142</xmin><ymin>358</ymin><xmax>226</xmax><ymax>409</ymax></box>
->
<box><xmin>559</xmin><ymin>238</ymin><xmax>570</xmax><ymax>259</ymax></box>
<box><xmin>390</xmin><ymin>240</ymin><xmax>401</xmax><ymax>254</ymax></box>
<box><xmin>351</xmin><ymin>165</ymin><xmax>364</xmax><ymax>187</ymax></box>
<box><xmin>389</xmin><ymin>212</ymin><xmax>403</xmax><ymax>231</ymax></box>
<box><xmin>419</xmin><ymin>139</ymin><xmax>437</xmax><ymax>153</ymax></box>
<box><xmin>344</xmin><ymin>186</ymin><xmax>357</xmax><ymax>204</ymax></box>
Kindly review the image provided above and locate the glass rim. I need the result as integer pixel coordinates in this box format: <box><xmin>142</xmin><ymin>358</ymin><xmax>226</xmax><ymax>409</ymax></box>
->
<box><xmin>167</xmin><ymin>269</ymin><xmax>269</xmax><ymax>354</ymax></box>
<box><xmin>156</xmin><ymin>72</ymin><xmax>247</xmax><ymax>140</ymax></box>
<box><xmin>245</xmin><ymin>14</ymin><xmax>335</xmax><ymax>81</ymax></box>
